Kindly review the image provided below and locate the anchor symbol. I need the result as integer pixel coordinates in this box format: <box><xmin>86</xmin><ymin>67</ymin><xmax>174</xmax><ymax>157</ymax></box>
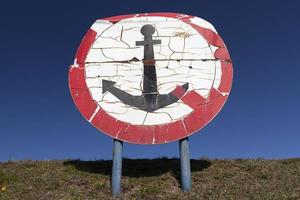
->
<box><xmin>102</xmin><ymin>24</ymin><xmax>189</xmax><ymax>112</ymax></box>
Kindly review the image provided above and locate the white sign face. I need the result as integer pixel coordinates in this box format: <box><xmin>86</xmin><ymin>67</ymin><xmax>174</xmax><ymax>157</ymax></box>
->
<box><xmin>69</xmin><ymin>13</ymin><xmax>233</xmax><ymax>144</ymax></box>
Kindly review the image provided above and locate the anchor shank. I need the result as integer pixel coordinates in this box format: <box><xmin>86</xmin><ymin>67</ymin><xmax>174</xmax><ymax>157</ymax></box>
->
<box><xmin>143</xmin><ymin>36</ymin><xmax>155</xmax><ymax>60</ymax></box>
<box><xmin>136</xmin><ymin>24</ymin><xmax>161</xmax><ymax>95</ymax></box>
<box><xmin>143</xmin><ymin>63</ymin><xmax>157</xmax><ymax>94</ymax></box>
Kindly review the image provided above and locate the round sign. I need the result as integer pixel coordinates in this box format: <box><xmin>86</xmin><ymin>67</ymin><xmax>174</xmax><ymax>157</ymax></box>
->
<box><xmin>69</xmin><ymin>13</ymin><xmax>233</xmax><ymax>144</ymax></box>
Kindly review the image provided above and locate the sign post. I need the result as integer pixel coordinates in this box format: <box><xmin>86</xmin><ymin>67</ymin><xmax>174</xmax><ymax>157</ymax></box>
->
<box><xmin>69</xmin><ymin>12</ymin><xmax>233</xmax><ymax>196</ymax></box>
<box><xmin>179</xmin><ymin>137</ymin><xmax>191</xmax><ymax>191</ymax></box>
<box><xmin>111</xmin><ymin>139</ymin><xmax>123</xmax><ymax>197</ymax></box>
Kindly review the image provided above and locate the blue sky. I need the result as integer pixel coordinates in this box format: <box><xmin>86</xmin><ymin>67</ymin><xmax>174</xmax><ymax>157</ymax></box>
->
<box><xmin>1</xmin><ymin>0</ymin><xmax>299</xmax><ymax>161</ymax></box>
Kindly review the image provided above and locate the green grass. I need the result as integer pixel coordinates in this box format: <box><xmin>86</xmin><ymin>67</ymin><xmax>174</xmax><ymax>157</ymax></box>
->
<box><xmin>0</xmin><ymin>158</ymin><xmax>299</xmax><ymax>199</ymax></box>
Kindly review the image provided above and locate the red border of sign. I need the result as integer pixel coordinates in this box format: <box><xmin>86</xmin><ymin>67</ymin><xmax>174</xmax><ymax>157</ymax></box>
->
<box><xmin>69</xmin><ymin>13</ymin><xmax>233</xmax><ymax>144</ymax></box>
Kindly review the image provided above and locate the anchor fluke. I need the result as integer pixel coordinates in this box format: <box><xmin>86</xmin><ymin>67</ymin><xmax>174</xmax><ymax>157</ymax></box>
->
<box><xmin>102</xmin><ymin>80</ymin><xmax>116</xmax><ymax>94</ymax></box>
<box><xmin>182</xmin><ymin>83</ymin><xmax>189</xmax><ymax>91</ymax></box>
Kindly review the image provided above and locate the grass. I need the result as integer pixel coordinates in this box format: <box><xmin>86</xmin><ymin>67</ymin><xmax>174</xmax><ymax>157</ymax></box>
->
<box><xmin>0</xmin><ymin>158</ymin><xmax>299</xmax><ymax>199</ymax></box>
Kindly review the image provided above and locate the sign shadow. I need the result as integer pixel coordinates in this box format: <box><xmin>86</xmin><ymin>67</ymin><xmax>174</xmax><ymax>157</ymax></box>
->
<box><xmin>63</xmin><ymin>158</ymin><xmax>211</xmax><ymax>183</ymax></box>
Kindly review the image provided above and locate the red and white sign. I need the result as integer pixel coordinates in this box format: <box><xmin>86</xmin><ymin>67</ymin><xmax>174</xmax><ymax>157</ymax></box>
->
<box><xmin>69</xmin><ymin>13</ymin><xmax>233</xmax><ymax>144</ymax></box>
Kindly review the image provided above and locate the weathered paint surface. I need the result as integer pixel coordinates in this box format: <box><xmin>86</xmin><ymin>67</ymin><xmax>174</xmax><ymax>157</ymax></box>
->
<box><xmin>69</xmin><ymin>13</ymin><xmax>233</xmax><ymax>144</ymax></box>
<box><xmin>179</xmin><ymin>138</ymin><xmax>191</xmax><ymax>191</ymax></box>
<box><xmin>111</xmin><ymin>139</ymin><xmax>123</xmax><ymax>197</ymax></box>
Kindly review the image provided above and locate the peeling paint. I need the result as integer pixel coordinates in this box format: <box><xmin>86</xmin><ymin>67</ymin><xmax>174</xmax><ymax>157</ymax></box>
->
<box><xmin>69</xmin><ymin>13</ymin><xmax>233</xmax><ymax>144</ymax></box>
<box><xmin>175</xmin><ymin>31</ymin><xmax>191</xmax><ymax>38</ymax></box>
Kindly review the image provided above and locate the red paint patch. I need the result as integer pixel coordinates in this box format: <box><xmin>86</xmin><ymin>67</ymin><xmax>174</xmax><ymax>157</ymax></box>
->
<box><xmin>119</xmin><ymin>125</ymin><xmax>156</xmax><ymax>144</ymax></box>
<box><xmin>183</xmin><ymin>113</ymin><xmax>206</xmax><ymax>133</ymax></box>
<box><xmin>164</xmin><ymin>120</ymin><xmax>187</xmax><ymax>141</ymax></box>
<box><xmin>218</xmin><ymin>61</ymin><xmax>233</xmax><ymax>93</ymax></box>
<box><xmin>153</xmin><ymin>125</ymin><xmax>168</xmax><ymax>144</ymax></box>
<box><xmin>91</xmin><ymin>109</ymin><xmax>128</xmax><ymax>138</ymax></box>
<box><xmin>140</xmin><ymin>126</ymin><xmax>156</xmax><ymax>144</ymax></box>
<box><xmin>71</xmin><ymin>89</ymin><xmax>97</xmax><ymax>120</ymax></box>
<box><xmin>181</xmin><ymin>91</ymin><xmax>206</xmax><ymax>110</ymax></box>
<box><xmin>75</xmin><ymin>29</ymin><xmax>97</xmax><ymax>64</ymax></box>
<box><xmin>171</xmin><ymin>85</ymin><xmax>186</xmax><ymax>98</ymax></box>
<box><xmin>147</xmin><ymin>13</ymin><xmax>179</xmax><ymax>18</ymax></box>
<box><xmin>190</xmin><ymin>24</ymin><xmax>225</xmax><ymax>48</ymax></box>
<box><xmin>68</xmin><ymin>65</ymin><xmax>86</xmax><ymax>89</ymax></box>
<box><xmin>196</xmin><ymin>89</ymin><xmax>227</xmax><ymax>122</ymax></box>
<box><xmin>118</xmin><ymin>125</ymin><xmax>144</xmax><ymax>144</ymax></box>
<box><xmin>102</xmin><ymin>14</ymin><xmax>136</xmax><ymax>23</ymax></box>
<box><xmin>101</xmin><ymin>12</ymin><xmax>194</xmax><ymax>26</ymax></box>
<box><xmin>214</xmin><ymin>47</ymin><xmax>231</xmax><ymax>60</ymax></box>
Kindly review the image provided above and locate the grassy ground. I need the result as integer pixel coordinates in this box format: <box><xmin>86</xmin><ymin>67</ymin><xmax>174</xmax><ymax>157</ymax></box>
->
<box><xmin>0</xmin><ymin>158</ymin><xmax>299</xmax><ymax>200</ymax></box>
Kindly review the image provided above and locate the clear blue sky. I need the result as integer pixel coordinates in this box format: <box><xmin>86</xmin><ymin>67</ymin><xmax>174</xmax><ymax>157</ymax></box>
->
<box><xmin>1</xmin><ymin>0</ymin><xmax>299</xmax><ymax>161</ymax></box>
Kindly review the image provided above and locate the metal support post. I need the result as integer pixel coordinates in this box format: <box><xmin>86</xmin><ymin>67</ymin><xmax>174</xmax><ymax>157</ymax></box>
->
<box><xmin>179</xmin><ymin>137</ymin><xmax>191</xmax><ymax>191</ymax></box>
<box><xmin>112</xmin><ymin>139</ymin><xmax>123</xmax><ymax>197</ymax></box>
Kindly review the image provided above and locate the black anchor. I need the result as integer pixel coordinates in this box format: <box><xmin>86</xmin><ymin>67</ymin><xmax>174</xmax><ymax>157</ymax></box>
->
<box><xmin>102</xmin><ymin>24</ymin><xmax>189</xmax><ymax>112</ymax></box>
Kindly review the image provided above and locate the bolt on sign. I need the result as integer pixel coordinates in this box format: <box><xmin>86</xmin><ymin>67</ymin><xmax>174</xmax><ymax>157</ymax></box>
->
<box><xmin>69</xmin><ymin>13</ymin><xmax>233</xmax><ymax>144</ymax></box>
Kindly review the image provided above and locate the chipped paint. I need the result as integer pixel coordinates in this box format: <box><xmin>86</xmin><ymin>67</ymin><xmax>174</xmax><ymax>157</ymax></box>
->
<box><xmin>69</xmin><ymin>13</ymin><xmax>233</xmax><ymax>144</ymax></box>
<box><xmin>174</xmin><ymin>31</ymin><xmax>191</xmax><ymax>38</ymax></box>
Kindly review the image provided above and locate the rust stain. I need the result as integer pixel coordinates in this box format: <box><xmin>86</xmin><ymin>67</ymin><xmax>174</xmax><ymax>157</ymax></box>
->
<box><xmin>175</xmin><ymin>31</ymin><xmax>191</xmax><ymax>38</ymax></box>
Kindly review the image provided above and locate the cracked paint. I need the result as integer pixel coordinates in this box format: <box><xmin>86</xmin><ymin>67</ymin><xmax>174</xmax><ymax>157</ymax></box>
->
<box><xmin>69</xmin><ymin>13</ymin><xmax>233</xmax><ymax>144</ymax></box>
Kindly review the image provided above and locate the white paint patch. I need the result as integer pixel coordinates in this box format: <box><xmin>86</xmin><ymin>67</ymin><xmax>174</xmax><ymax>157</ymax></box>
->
<box><xmin>84</xmin><ymin>15</ymin><xmax>222</xmax><ymax>125</ymax></box>
<box><xmin>213</xmin><ymin>61</ymin><xmax>222</xmax><ymax>90</ymax></box>
<box><xmin>154</xmin><ymin>100</ymin><xmax>193</xmax><ymax>122</ymax></box>
<box><xmin>91</xmin><ymin>20</ymin><xmax>114</xmax><ymax>35</ymax></box>
<box><xmin>143</xmin><ymin>112</ymin><xmax>172</xmax><ymax>125</ymax></box>
<box><xmin>109</xmin><ymin>107</ymin><xmax>147</xmax><ymax>125</ymax></box>
<box><xmin>190</xmin><ymin>17</ymin><xmax>217</xmax><ymax>33</ymax></box>
<box><xmin>73</xmin><ymin>58</ymin><xmax>79</xmax><ymax>67</ymax></box>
